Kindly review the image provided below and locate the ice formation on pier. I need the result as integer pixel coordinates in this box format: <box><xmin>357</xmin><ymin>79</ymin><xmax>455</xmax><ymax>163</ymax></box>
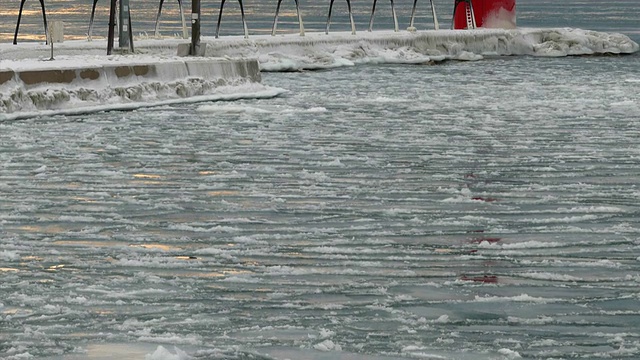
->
<box><xmin>0</xmin><ymin>27</ymin><xmax>637</xmax><ymax>119</ymax></box>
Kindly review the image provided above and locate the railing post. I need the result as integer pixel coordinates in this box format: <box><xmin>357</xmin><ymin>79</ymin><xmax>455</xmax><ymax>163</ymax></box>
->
<box><xmin>107</xmin><ymin>0</ymin><xmax>117</xmax><ymax>54</ymax></box>
<box><xmin>190</xmin><ymin>0</ymin><xmax>200</xmax><ymax>55</ymax></box>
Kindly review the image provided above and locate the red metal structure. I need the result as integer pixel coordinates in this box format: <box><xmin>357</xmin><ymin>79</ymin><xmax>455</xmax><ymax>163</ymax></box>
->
<box><xmin>453</xmin><ymin>0</ymin><xmax>516</xmax><ymax>29</ymax></box>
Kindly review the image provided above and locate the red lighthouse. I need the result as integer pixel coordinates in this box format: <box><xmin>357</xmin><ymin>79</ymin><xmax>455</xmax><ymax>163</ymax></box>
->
<box><xmin>453</xmin><ymin>0</ymin><xmax>516</xmax><ymax>29</ymax></box>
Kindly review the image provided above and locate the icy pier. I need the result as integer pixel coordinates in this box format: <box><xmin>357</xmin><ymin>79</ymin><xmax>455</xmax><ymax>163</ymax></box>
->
<box><xmin>139</xmin><ymin>27</ymin><xmax>637</xmax><ymax>70</ymax></box>
<box><xmin>2</xmin><ymin>27</ymin><xmax>637</xmax><ymax>67</ymax></box>
<box><xmin>193</xmin><ymin>28</ymin><xmax>638</xmax><ymax>71</ymax></box>
<box><xmin>0</xmin><ymin>56</ymin><xmax>281</xmax><ymax>121</ymax></box>
<box><xmin>1</xmin><ymin>27</ymin><xmax>637</xmax><ymax>119</ymax></box>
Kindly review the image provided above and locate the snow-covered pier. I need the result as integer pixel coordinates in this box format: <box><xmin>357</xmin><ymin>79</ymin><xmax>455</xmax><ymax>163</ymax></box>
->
<box><xmin>2</xmin><ymin>27</ymin><xmax>274</xmax><ymax>120</ymax></box>
<box><xmin>0</xmin><ymin>53</ymin><xmax>271</xmax><ymax>120</ymax></box>
<box><xmin>1</xmin><ymin>27</ymin><xmax>637</xmax><ymax>120</ymax></box>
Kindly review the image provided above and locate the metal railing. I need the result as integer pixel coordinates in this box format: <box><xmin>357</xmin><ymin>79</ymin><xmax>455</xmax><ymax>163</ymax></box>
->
<box><xmin>11</xmin><ymin>0</ymin><xmax>448</xmax><ymax>54</ymax></box>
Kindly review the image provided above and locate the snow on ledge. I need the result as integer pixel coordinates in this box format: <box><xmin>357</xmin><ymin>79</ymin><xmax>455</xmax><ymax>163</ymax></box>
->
<box><xmin>0</xmin><ymin>56</ymin><xmax>283</xmax><ymax>120</ymax></box>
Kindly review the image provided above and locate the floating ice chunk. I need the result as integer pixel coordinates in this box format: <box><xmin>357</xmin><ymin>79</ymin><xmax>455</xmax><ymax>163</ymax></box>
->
<box><xmin>559</xmin><ymin>206</ymin><xmax>625</xmax><ymax>213</ymax></box>
<box><xmin>516</xmin><ymin>272</ymin><xmax>581</xmax><ymax>282</ymax></box>
<box><xmin>196</xmin><ymin>104</ymin><xmax>273</xmax><ymax>114</ymax></box>
<box><xmin>65</xmin><ymin>296</ymin><xmax>88</xmax><ymax>304</ymax></box>
<box><xmin>319</xmin><ymin>328</ymin><xmax>336</xmax><ymax>339</ymax></box>
<box><xmin>402</xmin><ymin>345</ymin><xmax>426</xmax><ymax>352</ymax></box>
<box><xmin>610</xmin><ymin>100</ymin><xmax>637</xmax><ymax>107</ymax></box>
<box><xmin>473</xmin><ymin>293</ymin><xmax>561</xmax><ymax>304</ymax></box>
<box><xmin>0</xmin><ymin>250</ymin><xmax>20</xmax><ymax>261</ymax></box>
<box><xmin>530</xmin><ymin>339</ymin><xmax>560</xmax><ymax>347</ymax></box>
<box><xmin>4</xmin><ymin>350</ymin><xmax>35</xmax><ymax>359</ymax></box>
<box><xmin>498</xmin><ymin>348</ymin><xmax>522</xmax><ymax>359</ymax></box>
<box><xmin>313</xmin><ymin>339</ymin><xmax>342</xmax><ymax>352</ymax></box>
<box><xmin>33</xmin><ymin>165</ymin><xmax>47</xmax><ymax>174</ymax></box>
<box><xmin>455</xmin><ymin>51</ymin><xmax>483</xmax><ymax>61</ymax></box>
<box><xmin>434</xmin><ymin>315</ymin><xmax>450</xmax><ymax>323</ymax></box>
<box><xmin>401</xmin><ymin>347</ymin><xmax>449</xmax><ymax>359</ymax></box>
<box><xmin>324</xmin><ymin>158</ymin><xmax>345</xmax><ymax>167</ymax></box>
<box><xmin>298</xmin><ymin>169</ymin><xmax>330</xmax><ymax>182</ymax></box>
<box><xmin>145</xmin><ymin>346</ymin><xmax>192</xmax><ymax>360</ymax></box>
<box><xmin>437</xmin><ymin>337</ymin><xmax>455</xmax><ymax>344</ymax></box>
<box><xmin>497</xmin><ymin>241</ymin><xmax>564</xmax><ymax>249</ymax></box>
<box><xmin>507</xmin><ymin>316</ymin><xmax>555</xmax><ymax>325</ymax></box>
<box><xmin>305</xmin><ymin>107</ymin><xmax>328</xmax><ymax>113</ymax></box>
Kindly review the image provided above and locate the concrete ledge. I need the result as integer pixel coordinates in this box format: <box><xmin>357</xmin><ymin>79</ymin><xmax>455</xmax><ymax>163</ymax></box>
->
<box><xmin>20</xmin><ymin>69</ymin><xmax>76</xmax><ymax>85</ymax></box>
<box><xmin>1</xmin><ymin>57</ymin><xmax>261</xmax><ymax>90</ymax></box>
<box><xmin>0</xmin><ymin>71</ymin><xmax>14</xmax><ymax>85</ymax></box>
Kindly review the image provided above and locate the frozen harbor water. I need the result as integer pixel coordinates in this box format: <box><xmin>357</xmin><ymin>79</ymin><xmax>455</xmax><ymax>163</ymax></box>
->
<box><xmin>2</xmin><ymin>54</ymin><xmax>640</xmax><ymax>359</ymax></box>
<box><xmin>1</xmin><ymin>0</ymin><xmax>640</xmax><ymax>359</ymax></box>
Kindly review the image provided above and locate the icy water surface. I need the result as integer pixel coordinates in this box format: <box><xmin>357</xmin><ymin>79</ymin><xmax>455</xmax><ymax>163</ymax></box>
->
<box><xmin>2</xmin><ymin>53</ymin><xmax>640</xmax><ymax>359</ymax></box>
<box><xmin>2</xmin><ymin>0</ymin><xmax>640</xmax><ymax>359</ymax></box>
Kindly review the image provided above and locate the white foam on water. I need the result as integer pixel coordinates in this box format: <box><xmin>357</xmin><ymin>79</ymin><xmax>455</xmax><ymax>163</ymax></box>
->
<box><xmin>556</xmin><ymin>206</ymin><xmax>626</xmax><ymax>213</ymax></box>
<box><xmin>313</xmin><ymin>339</ymin><xmax>342</xmax><ymax>352</ymax></box>
<box><xmin>196</xmin><ymin>103</ymin><xmax>274</xmax><ymax>114</ymax></box>
<box><xmin>507</xmin><ymin>316</ymin><xmax>556</xmax><ymax>325</ymax></box>
<box><xmin>610</xmin><ymin>100</ymin><xmax>637</xmax><ymax>105</ymax></box>
<box><xmin>114</xmin><ymin>256</ymin><xmax>203</xmax><ymax>269</ymax></box>
<box><xmin>0</xmin><ymin>250</ymin><xmax>20</xmax><ymax>261</ymax></box>
<box><xmin>472</xmin><ymin>293</ymin><xmax>562</xmax><ymax>304</ymax></box>
<box><xmin>477</xmin><ymin>240</ymin><xmax>562</xmax><ymax>249</ymax></box>
<box><xmin>516</xmin><ymin>272</ymin><xmax>582</xmax><ymax>282</ymax></box>
<box><xmin>497</xmin><ymin>348</ymin><xmax>522</xmax><ymax>359</ymax></box>
<box><xmin>138</xmin><ymin>334</ymin><xmax>201</xmax><ymax>346</ymax></box>
<box><xmin>303</xmin><ymin>106</ymin><xmax>328</xmax><ymax>113</ymax></box>
<box><xmin>517</xmin><ymin>259</ymin><xmax>623</xmax><ymax>269</ymax></box>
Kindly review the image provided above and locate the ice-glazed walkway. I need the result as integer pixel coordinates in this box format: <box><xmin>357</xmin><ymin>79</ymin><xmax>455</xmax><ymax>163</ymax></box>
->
<box><xmin>1</xmin><ymin>27</ymin><xmax>637</xmax><ymax>119</ymax></box>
